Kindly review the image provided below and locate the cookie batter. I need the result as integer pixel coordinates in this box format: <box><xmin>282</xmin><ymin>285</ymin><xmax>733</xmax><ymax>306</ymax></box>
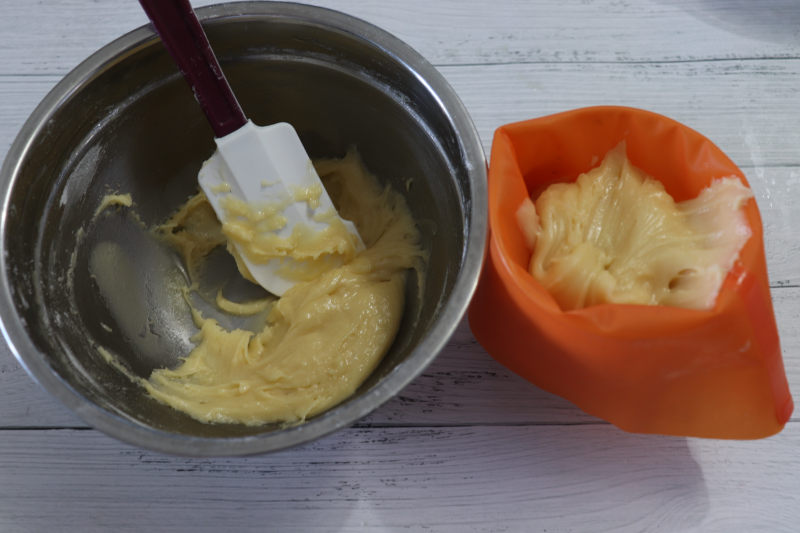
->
<box><xmin>517</xmin><ymin>144</ymin><xmax>752</xmax><ymax>311</ymax></box>
<box><xmin>97</xmin><ymin>150</ymin><xmax>423</xmax><ymax>425</ymax></box>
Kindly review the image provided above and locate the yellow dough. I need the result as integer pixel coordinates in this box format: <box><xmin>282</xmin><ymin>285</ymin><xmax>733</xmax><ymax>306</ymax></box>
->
<box><xmin>517</xmin><ymin>144</ymin><xmax>753</xmax><ymax>311</ymax></box>
<box><xmin>218</xmin><ymin>181</ymin><xmax>361</xmax><ymax>284</ymax></box>
<box><xmin>113</xmin><ymin>150</ymin><xmax>423</xmax><ymax>425</ymax></box>
<box><xmin>93</xmin><ymin>193</ymin><xmax>132</xmax><ymax>216</ymax></box>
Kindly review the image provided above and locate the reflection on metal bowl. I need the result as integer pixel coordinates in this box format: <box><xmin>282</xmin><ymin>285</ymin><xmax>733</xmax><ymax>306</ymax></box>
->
<box><xmin>0</xmin><ymin>2</ymin><xmax>486</xmax><ymax>456</ymax></box>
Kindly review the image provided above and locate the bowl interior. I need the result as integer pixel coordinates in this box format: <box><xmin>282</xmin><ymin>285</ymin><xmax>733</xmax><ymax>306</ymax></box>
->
<box><xmin>3</xmin><ymin>5</ymin><xmax>481</xmax><ymax>445</ymax></box>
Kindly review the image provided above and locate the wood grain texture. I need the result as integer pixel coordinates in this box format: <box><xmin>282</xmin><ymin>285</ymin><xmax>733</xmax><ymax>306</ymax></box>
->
<box><xmin>7</xmin><ymin>60</ymin><xmax>800</xmax><ymax>168</ymax></box>
<box><xmin>2</xmin><ymin>287</ymin><xmax>799</xmax><ymax>428</ymax></box>
<box><xmin>0</xmin><ymin>424</ymin><xmax>798</xmax><ymax>532</ymax></box>
<box><xmin>1</xmin><ymin>0</ymin><xmax>799</xmax><ymax>531</ymax></box>
<box><xmin>2</xmin><ymin>0</ymin><xmax>800</xmax><ymax>77</ymax></box>
<box><xmin>3</xmin><ymin>66</ymin><xmax>799</xmax><ymax>285</ymax></box>
<box><xmin>441</xmin><ymin>60</ymin><xmax>800</xmax><ymax>167</ymax></box>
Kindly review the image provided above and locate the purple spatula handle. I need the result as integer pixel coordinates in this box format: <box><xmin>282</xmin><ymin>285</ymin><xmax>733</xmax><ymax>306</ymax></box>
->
<box><xmin>139</xmin><ymin>0</ymin><xmax>247</xmax><ymax>138</ymax></box>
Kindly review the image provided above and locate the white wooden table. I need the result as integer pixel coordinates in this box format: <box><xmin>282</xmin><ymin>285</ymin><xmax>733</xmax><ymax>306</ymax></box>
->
<box><xmin>2</xmin><ymin>1</ymin><xmax>799</xmax><ymax>531</ymax></box>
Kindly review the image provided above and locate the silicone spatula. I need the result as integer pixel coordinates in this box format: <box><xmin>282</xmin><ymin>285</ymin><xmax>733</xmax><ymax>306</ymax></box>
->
<box><xmin>139</xmin><ymin>0</ymin><xmax>363</xmax><ymax>296</ymax></box>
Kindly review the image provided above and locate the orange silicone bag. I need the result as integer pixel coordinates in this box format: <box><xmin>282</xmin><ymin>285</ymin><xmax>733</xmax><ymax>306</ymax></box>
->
<box><xmin>468</xmin><ymin>106</ymin><xmax>792</xmax><ymax>438</ymax></box>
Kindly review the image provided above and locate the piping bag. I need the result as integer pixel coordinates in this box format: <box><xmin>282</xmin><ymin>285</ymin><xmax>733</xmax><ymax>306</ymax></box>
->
<box><xmin>469</xmin><ymin>106</ymin><xmax>793</xmax><ymax>438</ymax></box>
<box><xmin>139</xmin><ymin>0</ymin><xmax>363</xmax><ymax>296</ymax></box>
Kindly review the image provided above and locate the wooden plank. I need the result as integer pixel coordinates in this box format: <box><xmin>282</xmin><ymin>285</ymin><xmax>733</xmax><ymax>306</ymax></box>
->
<box><xmin>5</xmin><ymin>60</ymin><xmax>800</xmax><ymax>170</ymax></box>
<box><xmin>3</xmin><ymin>7</ymin><xmax>794</xmax><ymax>268</ymax></box>
<box><xmin>440</xmin><ymin>59</ymin><xmax>800</xmax><ymax>284</ymax></box>
<box><xmin>1</xmin><ymin>0</ymin><xmax>799</xmax><ymax>77</ymax></box>
<box><xmin>0</xmin><ymin>76</ymin><xmax>57</xmax><ymax>161</ymax></box>
<box><xmin>3</xmin><ymin>64</ymin><xmax>800</xmax><ymax>286</ymax></box>
<box><xmin>3</xmin><ymin>287</ymin><xmax>798</xmax><ymax>429</ymax></box>
<box><xmin>1</xmin><ymin>66</ymin><xmax>798</xmax><ymax>425</ymax></box>
<box><xmin>0</xmin><ymin>423</ymin><xmax>797</xmax><ymax>532</ymax></box>
<box><xmin>746</xmin><ymin>166</ymin><xmax>800</xmax><ymax>286</ymax></box>
<box><xmin>0</xmin><ymin>0</ymin><xmax>800</xmax><ymax>532</ymax></box>
<box><xmin>0</xmin><ymin>1</ymin><xmax>798</xmax><ymax>531</ymax></box>
<box><xmin>5</xmin><ymin>59</ymin><xmax>800</xmax><ymax>167</ymax></box>
<box><xmin>440</xmin><ymin>59</ymin><xmax>800</xmax><ymax>168</ymax></box>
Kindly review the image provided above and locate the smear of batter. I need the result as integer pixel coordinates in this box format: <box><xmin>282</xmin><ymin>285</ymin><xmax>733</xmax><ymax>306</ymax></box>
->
<box><xmin>93</xmin><ymin>193</ymin><xmax>132</xmax><ymax>217</ymax></box>
<box><xmin>102</xmin><ymin>150</ymin><xmax>424</xmax><ymax>425</ymax></box>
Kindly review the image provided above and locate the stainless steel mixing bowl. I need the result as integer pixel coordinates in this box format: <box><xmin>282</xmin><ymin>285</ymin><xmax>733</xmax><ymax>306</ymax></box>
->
<box><xmin>0</xmin><ymin>2</ymin><xmax>486</xmax><ymax>455</ymax></box>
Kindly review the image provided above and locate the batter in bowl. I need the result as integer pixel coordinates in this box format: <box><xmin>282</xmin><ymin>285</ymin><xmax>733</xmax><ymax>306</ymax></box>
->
<box><xmin>93</xmin><ymin>149</ymin><xmax>424</xmax><ymax>425</ymax></box>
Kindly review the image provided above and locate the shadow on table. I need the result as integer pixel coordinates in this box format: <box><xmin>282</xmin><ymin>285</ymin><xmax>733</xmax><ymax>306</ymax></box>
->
<box><xmin>664</xmin><ymin>0</ymin><xmax>800</xmax><ymax>45</ymax></box>
<box><xmin>266</xmin><ymin>422</ymin><xmax>710</xmax><ymax>531</ymax></box>
<box><xmin>0</xmin><ymin>417</ymin><xmax>709</xmax><ymax>531</ymax></box>
<box><xmin>341</xmin><ymin>320</ymin><xmax>710</xmax><ymax>529</ymax></box>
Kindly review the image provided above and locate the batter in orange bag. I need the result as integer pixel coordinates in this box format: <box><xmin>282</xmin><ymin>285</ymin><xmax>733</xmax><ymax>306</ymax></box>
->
<box><xmin>517</xmin><ymin>143</ymin><xmax>753</xmax><ymax>311</ymax></box>
<box><xmin>469</xmin><ymin>106</ymin><xmax>793</xmax><ymax>439</ymax></box>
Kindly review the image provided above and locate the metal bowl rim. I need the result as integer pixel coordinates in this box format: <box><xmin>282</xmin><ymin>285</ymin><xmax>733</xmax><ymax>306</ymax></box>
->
<box><xmin>0</xmin><ymin>1</ymin><xmax>487</xmax><ymax>456</ymax></box>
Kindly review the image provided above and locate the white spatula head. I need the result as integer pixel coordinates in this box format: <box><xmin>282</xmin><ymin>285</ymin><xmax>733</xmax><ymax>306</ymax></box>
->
<box><xmin>199</xmin><ymin>121</ymin><xmax>364</xmax><ymax>296</ymax></box>
<box><xmin>138</xmin><ymin>0</ymin><xmax>364</xmax><ymax>295</ymax></box>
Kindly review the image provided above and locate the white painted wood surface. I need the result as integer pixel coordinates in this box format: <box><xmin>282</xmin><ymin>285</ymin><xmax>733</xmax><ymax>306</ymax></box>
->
<box><xmin>1</xmin><ymin>0</ymin><xmax>798</xmax><ymax>531</ymax></box>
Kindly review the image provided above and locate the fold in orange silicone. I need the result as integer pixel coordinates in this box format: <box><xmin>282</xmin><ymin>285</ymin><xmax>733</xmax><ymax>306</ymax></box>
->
<box><xmin>469</xmin><ymin>106</ymin><xmax>792</xmax><ymax>438</ymax></box>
